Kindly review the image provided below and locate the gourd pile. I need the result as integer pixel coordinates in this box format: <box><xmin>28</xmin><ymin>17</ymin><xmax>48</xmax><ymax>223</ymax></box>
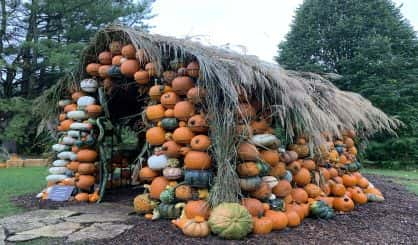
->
<box><xmin>46</xmin><ymin>40</ymin><xmax>385</xmax><ymax>239</ymax></box>
<box><xmin>41</xmin><ymin>69</ymin><xmax>103</xmax><ymax>203</ymax></box>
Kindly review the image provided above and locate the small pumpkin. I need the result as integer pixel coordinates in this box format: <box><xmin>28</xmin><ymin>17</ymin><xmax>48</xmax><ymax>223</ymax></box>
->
<box><xmin>187</xmin><ymin>87</ymin><xmax>206</xmax><ymax>104</ymax></box>
<box><xmin>182</xmin><ymin>216</ymin><xmax>210</xmax><ymax>237</ymax></box>
<box><xmin>280</xmin><ymin>151</ymin><xmax>298</xmax><ymax>164</ymax></box>
<box><xmin>163</xmin><ymin>167</ymin><xmax>183</xmax><ymax>180</ymax></box>
<box><xmin>121</xmin><ymin>44</ymin><xmax>136</xmax><ymax>58</ymax></box>
<box><xmin>86</xmin><ymin>63</ymin><xmax>100</xmax><ymax>76</ymax></box>
<box><xmin>268</xmin><ymin>162</ymin><xmax>286</xmax><ymax>178</ymax></box>
<box><xmin>112</xmin><ymin>55</ymin><xmax>123</xmax><ymax>65</ymax></box>
<box><xmin>75</xmin><ymin>193</ymin><xmax>89</xmax><ymax>202</ymax></box>
<box><xmin>76</xmin><ymin>175</ymin><xmax>95</xmax><ymax>191</ymax></box>
<box><xmin>149</xmin><ymin>177</ymin><xmax>170</xmax><ymax>200</ymax></box>
<box><xmin>239</xmin><ymin>176</ymin><xmax>262</xmax><ymax>192</ymax></box>
<box><xmin>265</xmin><ymin>210</ymin><xmax>288</xmax><ymax>230</ymax></box>
<box><xmin>304</xmin><ymin>183</ymin><xmax>322</xmax><ymax>198</ymax></box>
<box><xmin>120</xmin><ymin>59</ymin><xmax>139</xmax><ymax>77</ymax></box>
<box><xmin>333</xmin><ymin>196</ymin><xmax>355</xmax><ymax>212</ymax></box>
<box><xmin>139</xmin><ymin>167</ymin><xmax>159</xmax><ymax>182</ymax></box>
<box><xmin>133</xmin><ymin>193</ymin><xmax>158</xmax><ymax>214</ymax></box>
<box><xmin>88</xmin><ymin>190</ymin><xmax>100</xmax><ymax>203</ymax></box>
<box><xmin>351</xmin><ymin>189</ymin><xmax>368</xmax><ymax>204</ymax></box>
<box><xmin>160</xmin><ymin>92</ymin><xmax>180</xmax><ymax>108</ymax></box>
<box><xmin>160</xmin><ymin>186</ymin><xmax>176</xmax><ymax>204</ymax></box>
<box><xmin>162</xmin><ymin>141</ymin><xmax>181</xmax><ymax>158</ymax></box>
<box><xmin>238</xmin><ymin>142</ymin><xmax>260</xmax><ymax>161</ymax></box>
<box><xmin>172</xmin><ymin>76</ymin><xmax>194</xmax><ymax>95</ymax></box>
<box><xmin>172</xmin><ymin>127</ymin><xmax>194</xmax><ymax>145</ymax></box>
<box><xmin>85</xmin><ymin>105</ymin><xmax>102</xmax><ymax>118</ymax></box>
<box><xmin>146</xmin><ymin>127</ymin><xmax>166</xmax><ymax>146</ymax></box>
<box><xmin>184</xmin><ymin>151</ymin><xmax>212</xmax><ymax>170</ymax></box>
<box><xmin>241</xmin><ymin>198</ymin><xmax>265</xmax><ymax>216</ymax></box>
<box><xmin>208</xmin><ymin>203</ymin><xmax>253</xmax><ymax>240</ymax></box>
<box><xmin>185</xmin><ymin>200</ymin><xmax>210</xmax><ymax>219</ymax></box>
<box><xmin>331</xmin><ymin>183</ymin><xmax>346</xmax><ymax>197</ymax></box>
<box><xmin>175</xmin><ymin>184</ymin><xmax>194</xmax><ymax>201</ymax></box>
<box><xmin>237</xmin><ymin>162</ymin><xmax>260</xmax><ymax>177</ymax></box>
<box><xmin>342</xmin><ymin>174</ymin><xmax>358</xmax><ymax>187</ymax></box>
<box><xmin>148</xmin><ymin>154</ymin><xmax>168</xmax><ymax>170</ymax></box>
<box><xmin>294</xmin><ymin>167</ymin><xmax>311</xmax><ymax>186</ymax></box>
<box><xmin>174</xmin><ymin>101</ymin><xmax>195</xmax><ymax>121</ymax></box>
<box><xmin>301</xmin><ymin>159</ymin><xmax>316</xmax><ymax>170</ymax></box>
<box><xmin>77</xmin><ymin>163</ymin><xmax>96</xmax><ymax>175</ymax></box>
<box><xmin>287</xmin><ymin>161</ymin><xmax>301</xmax><ymax>174</ymax></box>
<box><xmin>250</xmin><ymin>181</ymin><xmax>272</xmax><ymax>200</ymax></box>
<box><xmin>149</xmin><ymin>85</ymin><xmax>173</xmax><ymax>102</ymax></box>
<box><xmin>154</xmin><ymin>202</ymin><xmax>185</xmax><ymax>219</ymax></box>
<box><xmin>190</xmin><ymin>135</ymin><xmax>211</xmax><ymax>151</ymax></box>
<box><xmin>187</xmin><ymin>114</ymin><xmax>208</xmax><ymax>133</ymax></box>
<box><xmin>145</xmin><ymin>62</ymin><xmax>157</xmax><ymax>77</ymax></box>
<box><xmin>291</xmin><ymin>188</ymin><xmax>309</xmax><ymax>204</ymax></box>
<box><xmin>309</xmin><ymin>200</ymin><xmax>334</xmax><ymax>219</ymax></box>
<box><xmin>272</xmin><ymin>180</ymin><xmax>292</xmax><ymax>197</ymax></box>
<box><xmin>134</xmin><ymin>70</ymin><xmax>149</xmax><ymax>85</ymax></box>
<box><xmin>262</xmin><ymin>176</ymin><xmax>279</xmax><ymax>188</ymax></box>
<box><xmin>77</xmin><ymin>149</ymin><xmax>98</xmax><ymax>162</ymax></box>
<box><xmin>285</xmin><ymin>211</ymin><xmax>301</xmax><ymax>227</ymax></box>
<box><xmin>260</xmin><ymin>150</ymin><xmax>280</xmax><ymax>167</ymax></box>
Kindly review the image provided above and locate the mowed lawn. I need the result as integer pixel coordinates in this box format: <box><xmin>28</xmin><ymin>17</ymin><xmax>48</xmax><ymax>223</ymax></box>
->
<box><xmin>0</xmin><ymin>167</ymin><xmax>48</xmax><ymax>218</ymax></box>
<box><xmin>363</xmin><ymin>168</ymin><xmax>418</xmax><ymax>195</ymax></box>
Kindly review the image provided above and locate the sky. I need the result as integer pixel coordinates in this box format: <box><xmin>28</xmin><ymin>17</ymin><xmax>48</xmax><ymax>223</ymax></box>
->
<box><xmin>148</xmin><ymin>0</ymin><xmax>418</xmax><ymax>62</ymax></box>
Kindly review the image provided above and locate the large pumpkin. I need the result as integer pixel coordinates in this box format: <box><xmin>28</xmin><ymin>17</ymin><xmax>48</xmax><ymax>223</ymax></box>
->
<box><xmin>77</xmin><ymin>149</ymin><xmax>98</xmax><ymax>162</ymax></box>
<box><xmin>241</xmin><ymin>198</ymin><xmax>264</xmax><ymax>216</ymax></box>
<box><xmin>238</xmin><ymin>142</ymin><xmax>260</xmax><ymax>161</ymax></box>
<box><xmin>76</xmin><ymin>175</ymin><xmax>95</xmax><ymax>191</ymax></box>
<box><xmin>146</xmin><ymin>127</ymin><xmax>166</xmax><ymax>146</ymax></box>
<box><xmin>333</xmin><ymin>196</ymin><xmax>355</xmax><ymax>212</ymax></box>
<box><xmin>172</xmin><ymin>127</ymin><xmax>194</xmax><ymax>145</ymax></box>
<box><xmin>174</xmin><ymin>101</ymin><xmax>195</xmax><ymax>121</ymax></box>
<box><xmin>185</xmin><ymin>200</ymin><xmax>210</xmax><ymax>219</ymax></box>
<box><xmin>184</xmin><ymin>151</ymin><xmax>212</xmax><ymax>170</ymax></box>
<box><xmin>149</xmin><ymin>177</ymin><xmax>169</xmax><ymax>199</ymax></box>
<box><xmin>172</xmin><ymin>76</ymin><xmax>194</xmax><ymax>95</ymax></box>
<box><xmin>208</xmin><ymin>203</ymin><xmax>253</xmax><ymax>240</ymax></box>
<box><xmin>120</xmin><ymin>59</ymin><xmax>139</xmax><ymax>77</ymax></box>
<box><xmin>146</xmin><ymin>104</ymin><xmax>165</xmax><ymax>122</ymax></box>
<box><xmin>291</xmin><ymin>188</ymin><xmax>309</xmax><ymax>204</ymax></box>
<box><xmin>77</xmin><ymin>163</ymin><xmax>96</xmax><ymax>175</ymax></box>
<box><xmin>160</xmin><ymin>92</ymin><xmax>179</xmax><ymax>108</ymax></box>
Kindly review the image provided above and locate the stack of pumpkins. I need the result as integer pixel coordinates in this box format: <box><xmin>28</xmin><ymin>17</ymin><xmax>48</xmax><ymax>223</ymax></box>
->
<box><xmin>45</xmin><ymin>77</ymin><xmax>102</xmax><ymax>203</ymax></box>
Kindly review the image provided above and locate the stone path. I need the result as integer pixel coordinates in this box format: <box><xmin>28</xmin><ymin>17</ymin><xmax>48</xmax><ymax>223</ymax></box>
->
<box><xmin>0</xmin><ymin>203</ymin><xmax>134</xmax><ymax>244</ymax></box>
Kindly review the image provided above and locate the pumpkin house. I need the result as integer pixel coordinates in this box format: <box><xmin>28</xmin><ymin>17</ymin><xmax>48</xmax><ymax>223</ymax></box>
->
<box><xmin>39</xmin><ymin>26</ymin><xmax>398</xmax><ymax>238</ymax></box>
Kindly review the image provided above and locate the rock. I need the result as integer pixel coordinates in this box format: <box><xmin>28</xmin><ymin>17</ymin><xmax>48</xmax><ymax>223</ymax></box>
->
<box><xmin>6</xmin><ymin>233</ymin><xmax>40</xmax><ymax>242</ymax></box>
<box><xmin>16</xmin><ymin>222</ymin><xmax>81</xmax><ymax>238</ymax></box>
<box><xmin>65</xmin><ymin>213</ymin><xmax>128</xmax><ymax>223</ymax></box>
<box><xmin>0</xmin><ymin>209</ymin><xmax>78</xmax><ymax>234</ymax></box>
<box><xmin>60</xmin><ymin>203</ymin><xmax>133</xmax><ymax>215</ymax></box>
<box><xmin>67</xmin><ymin>223</ymin><xmax>133</xmax><ymax>242</ymax></box>
<box><xmin>0</xmin><ymin>226</ymin><xmax>5</xmax><ymax>245</ymax></box>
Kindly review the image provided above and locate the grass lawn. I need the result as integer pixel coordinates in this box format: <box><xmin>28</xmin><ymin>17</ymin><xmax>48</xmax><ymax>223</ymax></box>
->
<box><xmin>363</xmin><ymin>168</ymin><xmax>418</xmax><ymax>195</ymax></box>
<box><xmin>0</xmin><ymin>167</ymin><xmax>48</xmax><ymax>218</ymax></box>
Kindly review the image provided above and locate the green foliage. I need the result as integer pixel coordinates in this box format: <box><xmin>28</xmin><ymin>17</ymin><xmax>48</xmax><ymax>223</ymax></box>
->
<box><xmin>277</xmin><ymin>0</ymin><xmax>418</xmax><ymax>168</ymax></box>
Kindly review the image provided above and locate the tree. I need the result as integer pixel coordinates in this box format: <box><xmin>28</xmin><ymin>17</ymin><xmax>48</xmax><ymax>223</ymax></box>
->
<box><xmin>277</xmin><ymin>0</ymin><xmax>418</xmax><ymax>168</ymax></box>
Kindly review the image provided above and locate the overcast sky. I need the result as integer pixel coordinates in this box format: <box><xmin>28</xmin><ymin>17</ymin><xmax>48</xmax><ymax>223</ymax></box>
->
<box><xmin>148</xmin><ymin>0</ymin><xmax>418</xmax><ymax>62</ymax></box>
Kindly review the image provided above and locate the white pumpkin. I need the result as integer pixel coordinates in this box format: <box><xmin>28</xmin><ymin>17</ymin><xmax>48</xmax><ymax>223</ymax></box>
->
<box><xmin>67</xmin><ymin>130</ymin><xmax>84</xmax><ymax>138</ymax></box>
<box><xmin>58</xmin><ymin>99</ymin><xmax>72</xmax><ymax>107</ymax></box>
<box><xmin>49</xmin><ymin>167</ymin><xmax>68</xmax><ymax>175</ymax></box>
<box><xmin>147</xmin><ymin>154</ymin><xmax>168</xmax><ymax>170</ymax></box>
<box><xmin>61</xmin><ymin>136</ymin><xmax>76</xmax><ymax>145</ymax></box>
<box><xmin>163</xmin><ymin>167</ymin><xmax>183</xmax><ymax>180</ymax></box>
<box><xmin>77</xmin><ymin>96</ymin><xmax>96</xmax><ymax>108</ymax></box>
<box><xmin>57</xmin><ymin>151</ymin><xmax>77</xmax><ymax>161</ymax></box>
<box><xmin>262</xmin><ymin>176</ymin><xmax>279</xmax><ymax>188</ymax></box>
<box><xmin>67</xmin><ymin>110</ymin><xmax>88</xmax><ymax>120</ymax></box>
<box><xmin>52</xmin><ymin>144</ymin><xmax>70</xmax><ymax>152</ymax></box>
<box><xmin>46</xmin><ymin>174</ymin><xmax>68</xmax><ymax>183</ymax></box>
<box><xmin>52</xmin><ymin>159</ymin><xmax>69</xmax><ymax>167</ymax></box>
<box><xmin>80</xmin><ymin>78</ymin><xmax>98</xmax><ymax>93</ymax></box>
<box><xmin>250</xmin><ymin>134</ymin><xmax>280</xmax><ymax>148</ymax></box>
<box><xmin>70</xmin><ymin>122</ymin><xmax>92</xmax><ymax>131</ymax></box>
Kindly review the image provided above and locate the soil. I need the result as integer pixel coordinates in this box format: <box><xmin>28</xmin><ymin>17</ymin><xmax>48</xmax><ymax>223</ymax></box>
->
<box><xmin>11</xmin><ymin>174</ymin><xmax>418</xmax><ymax>244</ymax></box>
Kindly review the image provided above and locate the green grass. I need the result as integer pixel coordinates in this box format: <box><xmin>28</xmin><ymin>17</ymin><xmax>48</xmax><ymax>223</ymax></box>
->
<box><xmin>0</xmin><ymin>167</ymin><xmax>48</xmax><ymax>218</ymax></box>
<box><xmin>363</xmin><ymin>168</ymin><xmax>418</xmax><ymax>195</ymax></box>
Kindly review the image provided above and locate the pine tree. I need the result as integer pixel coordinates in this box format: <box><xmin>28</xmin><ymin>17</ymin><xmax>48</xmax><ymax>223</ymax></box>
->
<box><xmin>277</xmin><ymin>0</ymin><xmax>418</xmax><ymax>167</ymax></box>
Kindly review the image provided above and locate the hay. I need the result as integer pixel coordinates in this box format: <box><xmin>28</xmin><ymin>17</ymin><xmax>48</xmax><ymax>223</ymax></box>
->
<box><xmin>76</xmin><ymin>26</ymin><xmax>399</xmax><ymax>206</ymax></box>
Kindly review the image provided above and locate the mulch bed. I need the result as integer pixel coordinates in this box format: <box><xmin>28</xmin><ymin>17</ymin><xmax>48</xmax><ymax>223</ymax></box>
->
<box><xmin>11</xmin><ymin>174</ymin><xmax>418</xmax><ymax>244</ymax></box>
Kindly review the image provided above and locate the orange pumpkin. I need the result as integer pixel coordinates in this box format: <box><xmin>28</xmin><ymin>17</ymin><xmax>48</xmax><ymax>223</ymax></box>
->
<box><xmin>139</xmin><ymin>167</ymin><xmax>159</xmax><ymax>182</ymax></box>
<box><xmin>172</xmin><ymin>76</ymin><xmax>194</xmax><ymax>95</ymax></box>
<box><xmin>146</xmin><ymin>127</ymin><xmax>166</xmax><ymax>146</ymax></box>
<box><xmin>190</xmin><ymin>135</ymin><xmax>211</xmax><ymax>151</ymax></box>
<box><xmin>364</xmin><ymin>187</ymin><xmax>383</xmax><ymax>197</ymax></box>
<box><xmin>331</xmin><ymin>183</ymin><xmax>346</xmax><ymax>197</ymax></box>
<box><xmin>160</xmin><ymin>92</ymin><xmax>180</xmax><ymax>109</ymax></box>
<box><xmin>164</xmin><ymin>109</ymin><xmax>175</xmax><ymax>117</ymax></box>
<box><xmin>86</xmin><ymin>63</ymin><xmax>100</xmax><ymax>76</ymax></box>
<box><xmin>237</xmin><ymin>162</ymin><xmax>260</xmax><ymax>177</ymax></box>
<box><xmin>146</xmin><ymin>104</ymin><xmax>165</xmax><ymax>122</ymax></box>
<box><xmin>304</xmin><ymin>183</ymin><xmax>322</xmax><ymax>198</ymax></box>
<box><xmin>316</xmin><ymin>196</ymin><xmax>334</xmax><ymax>208</ymax></box>
<box><xmin>250</xmin><ymin>181</ymin><xmax>272</xmax><ymax>200</ymax></box>
<box><xmin>286</xmin><ymin>210</ymin><xmax>301</xmax><ymax>227</ymax></box>
<box><xmin>187</xmin><ymin>87</ymin><xmax>206</xmax><ymax>104</ymax></box>
<box><xmin>301</xmin><ymin>159</ymin><xmax>316</xmax><ymax>170</ymax></box>
<box><xmin>162</xmin><ymin>141</ymin><xmax>181</xmax><ymax>158</ymax></box>
<box><xmin>64</xmin><ymin>104</ymin><xmax>77</xmax><ymax>113</ymax></box>
<box><xmin>294</xmin><ymin>167</ymin><xmax>311</xmax><ymax>186</ymax></box>
<box><xmin>238</xmin><ymin>142</ymin><xmax>260</xmax><ymax>161</ymax></box>
<box><xmin>175</xmin><ymin>184</ymin><xmax>193</xmax><ymax>201</ymax></box>
<box><xmin>185</xmin><ymin>200</ymin><xmax>210</xmax><ymax>219</ymax></box>
<box><xmin>287</xmin><ymin>161</ymin><xmax>301</xmax><ymax>174</ymax></box>
<box><xmin>320</xmin><ymin>167</ymin><xmax>331</xmax><ymax>181</ymax></box>
<box><xmin>67</xmin><ymin>161</ymin><xmax>80</xmax><ymax>172</ymax></box>
<box><xmin>241</xmin><ymin>198</ymin><xmax>264</xmax><ymax>216</ymax></box>
<box><xmin>291</xmin><ymin>188</ymin><xmax>309</xmax><ymax>204</ymax></box>
<box><xmin>184</xmin><ymin>151</ymin><xmax>211</xmax><ymax>170</ymax></box>
<box><xmin>76</xmin><ymin>175</ymin><xmax>95</xmax><ymax>190</ymax></box>
<box><xmin>75</xmin><ymin>193</ymin><xmax>89</xmax><ymax>202</ymax></box>
<box><xmin>77</xmin><ymin>163</ymin><xmax>96</xmax><ymax>175</ymax></box>
<box><xmin>357</xmin><ymin>177</ymin><xmax>369</xmax><ymax>189</ymax></box>
<box><xmin>58</xmin><ymin>119</ymin><xmax>74</xmax><ymax>131</ymax></box>
<box><xmin>71</xmin><ymin>91</ymin><xmax>86</xmax><ymax>101</ymax></box>
<box><xmin>272</xmin><ymin>180</ymin><xmax>292</xmax><ymax>197</ymax></box>
<box><xmin>149</xmin><ymin>176</ymin><xmax>169</xmax><ymax>199</ymax></box>
<box><xmin>351</xmin><ymin>189</ymin><xmax>368</xmax><ymax>204</ymax></box>
<box><xmin>328</xmin><ymin>167</ymin><xmax>339</xmax><ymax>178</ymax></box>
<box><xmin>174</xmin><ymin>101</ymin><xmax>195</xmax><ymax>121</ymax></box>
<box><xmin>120</xmin><ymin>59</ymin><xmax>140</xmax><ymax>77</ymax></box>
<box><xmin>77</xmin><ymin>149</ymin><xmax>98</xmax><ymax>162</ymax></box>
<box><xmin>342</xmin><ymin>174</ymin><xmax>357</xmax><ymax>187</ymax></box>
<box><xmin>85</xmin><ymin>105</ymin><xmax>102</xmax><ymax>118</ymax></box>
<box><xmin>172</xmin><ymin>127</ymin><xmax>194</xmax><ymax>145</ymax></box>
<box><xmin>250</xmin><ymin>119</ymin><xmax>270</xmax><ymax>134</ymax></box>
<box><xmin>162</xmin><ymin>70</ymin><xmax>177</xmax><ymax>84</ymax></box>
<box><xmin>58</xmin><ymin>113</ymin><xmax>66</xmax><ymax>121</ymax></box>
<box><xmin>333</xmin><ymin>196</ymin><xmax>355</xmax><ymax>212</ymax></box>
<box><xmin>98</xmin><ymin>65</ymin><xmax>111</xmax><ymax>78</ymax></box>
<box><xmin>268</xmin><ymin>162</ymin><xmax>286</xmax><ymax>177</ymax></box>
<box><xmin>187</xmin><ymin>114</ymin><xmax>209</xmax><ymax>133</ymax></box>
<box><xmin>149</xmin><ymin>85</ymin><xmax>172</xmax><ymax>101</ymax></box>
<box><xmin>265</xmin><ymin>210</ymin><xmax>288</xmax><ymax>230</ymax></box>
<box><xmin>121</xmin><ymin>44</ymin><xmax>136</xmax><ymax>58</ymax></box>
<box><xmin>134</xmin><ymin>70</ymin><xmax>149</xmax><ymax>85</ymax></box>
<box><xmin>252</xmin><ymin>215</ymin><xmax>273</xmax><ymax>234</ymax></box>
<box><xmin>112</xmin><ymin>55</ymin><xmax>123</xmax><ymax>65</ymax></box>
<box><xmin>260</xmin><ymin>150</ymin><xmax>280</xmax><ymax>167</ymax></box>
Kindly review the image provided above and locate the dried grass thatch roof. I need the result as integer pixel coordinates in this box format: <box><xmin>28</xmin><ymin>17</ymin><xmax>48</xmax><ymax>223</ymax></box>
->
<box><xmin>76</xmin><ymin>26</ymin><xmax>399</xmax><ymax>205</ymax></box>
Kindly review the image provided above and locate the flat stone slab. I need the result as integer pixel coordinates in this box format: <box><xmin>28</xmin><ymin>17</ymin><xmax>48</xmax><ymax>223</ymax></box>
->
<box><xmin>0</xmin><ymin>226</ymin><xmax>5</xmax><ymax>245</ymax></box>
<box><xmin>17</xmin><ymin>222</ymin><xmax>81</xmax><ymax>238</ymax></box>
<box><xmin>60</xmin><ymin>203</ymin><xmax>133</xmax><ymax>215</ymax></box>
<box><xmin>6</xmin><ymin>233</ymin><xmax>39</xmax><ymax>242</ymax></box>
<box><xmin>65</xmin><ymin>213</ymin><xmax>129</xmax><ymax>223</ymax></box>
<box><xmin>0</xmin><ymin>209</ymin><xmax>78</xmax><ymax>234</ymax></box>
<box><xmin>67</xmin><ymin>223</ymin><xmax>133</xmax><ymax>242</ymax></box>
